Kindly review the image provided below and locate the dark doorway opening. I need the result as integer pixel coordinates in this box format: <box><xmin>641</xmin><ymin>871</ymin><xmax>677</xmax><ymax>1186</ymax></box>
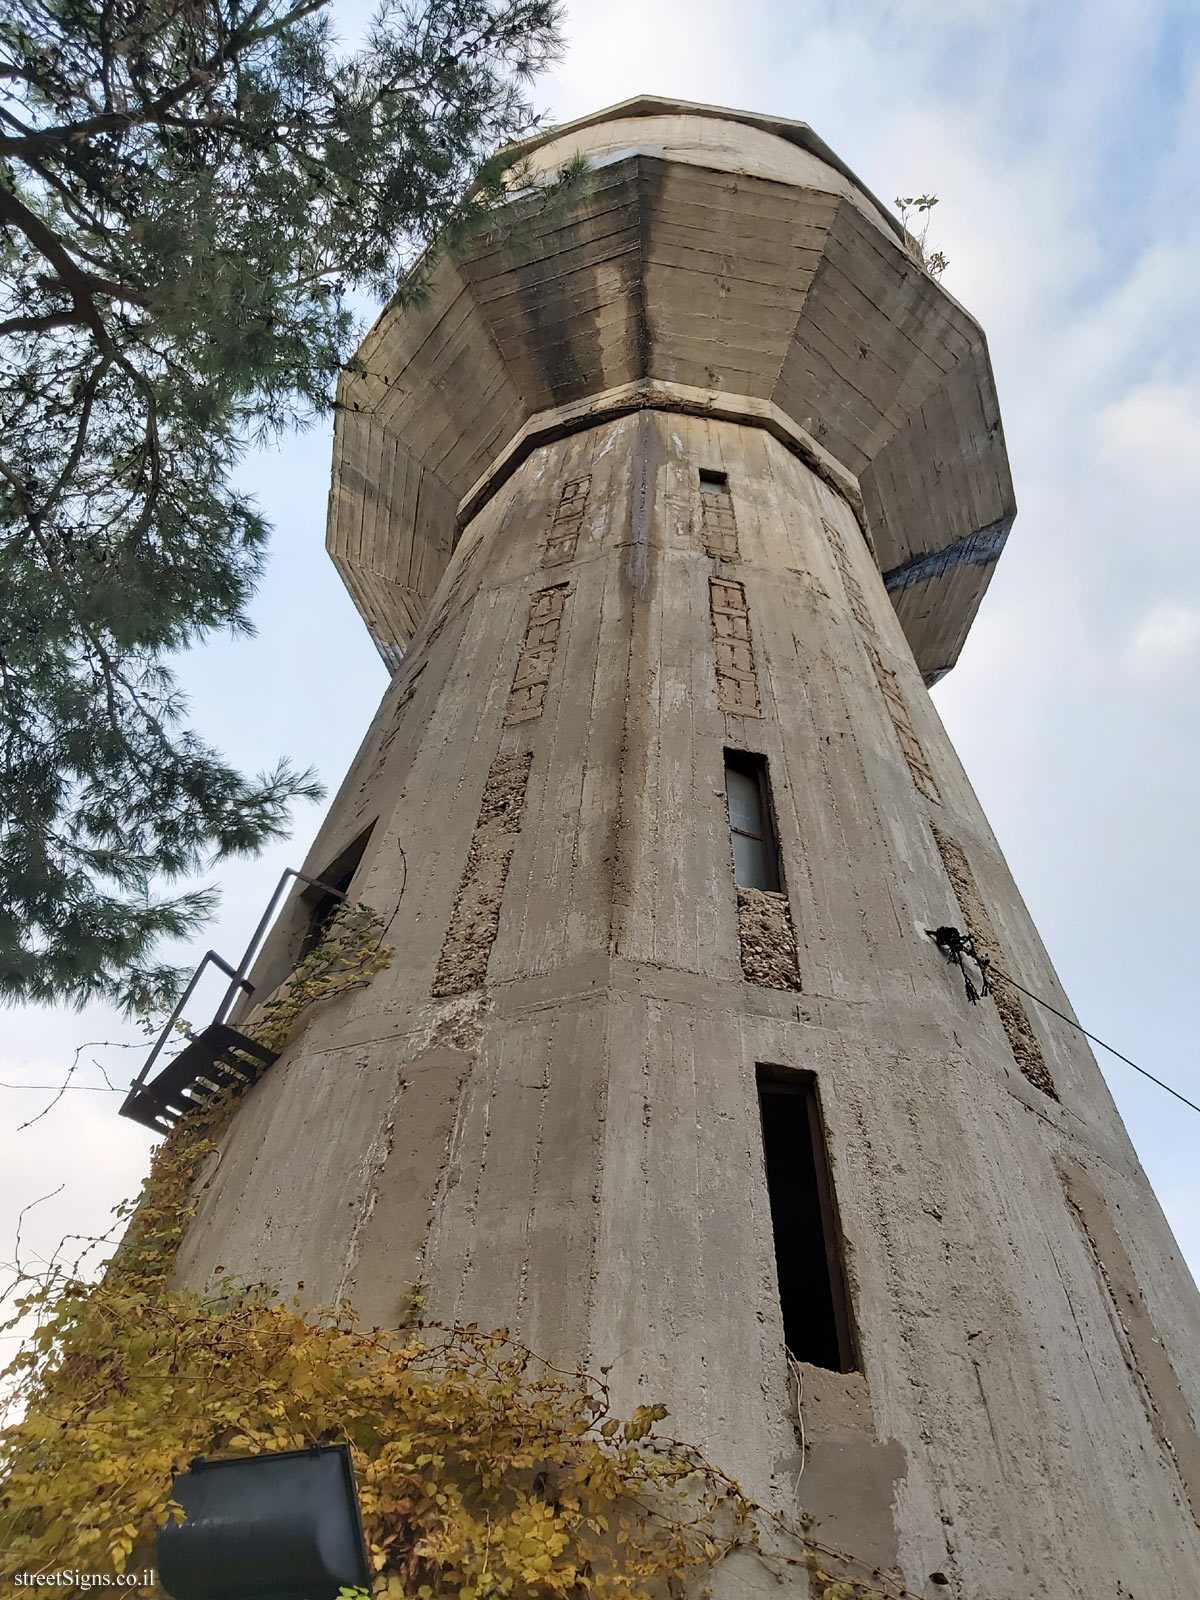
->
<box><xmin>299</xmin><ymin>823</ymin><xmax>375</xmax><ymax>959</ymax></box>
<box><xmin>757</xmin><ymin>1068</ymin><xmax>855</xmax><ymax>1372</ymax></box>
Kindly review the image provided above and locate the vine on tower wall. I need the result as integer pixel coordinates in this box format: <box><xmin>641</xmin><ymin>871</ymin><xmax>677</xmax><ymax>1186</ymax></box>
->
<box><xmin>0</xmin><ymin>906</ymin><xmax>906</xmax><ymax>1600</ymax></box>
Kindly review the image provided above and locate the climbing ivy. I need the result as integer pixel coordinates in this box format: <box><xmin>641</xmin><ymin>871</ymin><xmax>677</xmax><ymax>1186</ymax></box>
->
<box><xmin>0</xmin><ymin>1283</ymin><xmax>751</xmax><ymax>1594</ymax></box>
<box><xmin>0</xmin><ymin>903</ymin><xmax>935</xmax><ymax>1600</ymax></box>
<box><xmin>245</xmin><ymin>899</ymin><xmax>396</xmax><ymax>1056</ymax></box>
<box><xmin>106</xmin><ymin>901</ymin><xmax>395</xmax><ymax>1292</ymax></box>
<box><xmin>0</xmin><ymin>902</ymin><xmax>743</xmax><ymax>1595</ymax></box>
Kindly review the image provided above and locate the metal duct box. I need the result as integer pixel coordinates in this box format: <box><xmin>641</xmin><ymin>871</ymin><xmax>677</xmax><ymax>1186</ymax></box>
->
<box><xmin>157</xmin><ymin>1443</ymin><xmax>370</xmax><ymax>1600</ymax></box>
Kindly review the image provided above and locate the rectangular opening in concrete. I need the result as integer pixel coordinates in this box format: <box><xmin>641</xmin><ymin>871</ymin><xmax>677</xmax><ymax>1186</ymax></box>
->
<box><xmin>699</xmin><ymin>467</ymin><xmax>729</xmax><ymax>492</ymax></box>
<box><xmin>725</xmin><ymin>750</ymin><xmax>780</xmax><ymax>890</ymax></box>
<box><xmin>757</xmin><ymin>1067</ymin><xmax>855</xmax><ymax>1372</ymax></box>
<box><xmin>300</xmin><ymin>822</ymin><xmax>375</xmax><ymax>959</ymax></box>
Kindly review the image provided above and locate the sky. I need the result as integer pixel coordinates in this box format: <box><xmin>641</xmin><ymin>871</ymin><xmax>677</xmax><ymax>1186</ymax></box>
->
<box><xmin>3</xmin><ymin>0</ymin><xmax>1199</xmax><ymax>1305</ymax></box>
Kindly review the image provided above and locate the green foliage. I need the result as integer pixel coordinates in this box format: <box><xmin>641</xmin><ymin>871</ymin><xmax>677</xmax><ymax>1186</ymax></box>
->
<box><xmin>0</xmin><ymin>0</ymin><xmax>564</xmax><ymax>1012</ymax></box>
<box><xmin>400</xmin><ymin>1280</ymin><xmax>429</xmax><ymax>1323</ymax></box>
<box><xmin>247</xmin><ymin>899</ymin><xmax>394</xmax><ymax>1053</ymax></box>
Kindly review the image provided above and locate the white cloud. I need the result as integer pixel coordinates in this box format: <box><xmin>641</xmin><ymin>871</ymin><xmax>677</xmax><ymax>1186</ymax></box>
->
<box><xmin>548</xmin><ymin>0</ymin><xmax>760</xmax><ymax>120</ymax></box>
<box><xmin>1099</xmin><ymin>381</ymin><xmax>1200</xmax><ymax>469</ymax></box>
<box><xmin>1126</xmin><ymin>602</ymin><xmax>1200</xmax><ymax>673</ymax></box>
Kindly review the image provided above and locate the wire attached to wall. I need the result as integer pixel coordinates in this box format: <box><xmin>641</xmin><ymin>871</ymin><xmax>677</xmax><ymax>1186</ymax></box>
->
<box><xmin>785</xmin><ymin>1352</ymin><xmax>807</xmax><ymax>1479</ymax></box>
<box><xmin>927</xmin><ymin>926</ymin><xmax>1200</xmax><ymax>1119</ymax></box>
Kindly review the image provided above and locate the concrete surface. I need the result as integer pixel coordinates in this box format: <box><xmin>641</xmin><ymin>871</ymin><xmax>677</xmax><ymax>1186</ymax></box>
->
<box><xmin>171</xmin><ymin>105</ymin><xmax>1200</xmax><ymax>1599</ymax></box>
<box><xmin>326</xmin><ymin>101</ymin><xmax>1014</xmax><ymax>682</ymax></box>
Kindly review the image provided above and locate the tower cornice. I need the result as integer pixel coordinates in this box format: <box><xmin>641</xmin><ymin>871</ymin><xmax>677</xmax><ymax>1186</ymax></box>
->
<box><xmin>328</xmin><ymin>112</ymin><xmax>1016</xmax><ymax>680</ymax></box>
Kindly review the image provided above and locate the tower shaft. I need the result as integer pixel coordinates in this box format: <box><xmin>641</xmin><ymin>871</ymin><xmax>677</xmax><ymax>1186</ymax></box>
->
<box><xmin>170</xmin><ymin>102</ymin><xmax>1200</xmax><ymax>1598</ymax></box>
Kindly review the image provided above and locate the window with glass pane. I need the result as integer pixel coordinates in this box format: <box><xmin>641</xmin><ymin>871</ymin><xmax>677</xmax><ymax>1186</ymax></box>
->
<box><xmin>724</xmin><ymin>752</ymin><xmax>780</xmax><ymax>891</ymax></box>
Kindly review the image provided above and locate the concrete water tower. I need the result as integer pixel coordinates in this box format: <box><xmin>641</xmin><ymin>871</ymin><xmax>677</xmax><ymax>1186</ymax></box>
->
<box><xmin>164</xmin><ymin>99</ymin><xmax>1200</xmax><ymax>1596</ymax></box>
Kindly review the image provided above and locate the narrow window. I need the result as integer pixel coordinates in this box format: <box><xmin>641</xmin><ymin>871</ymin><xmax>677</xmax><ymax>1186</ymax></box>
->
<box><xmin>300</xmin><ymin>823</ymin><xmax>374</xmax><ymax>958</ymax></box>
<box><xmin>699</xmin><ymin>467</ymin><xmax>729</xmax><ymax>492</ymax></box>
<box><xmin>724</xmin><ymin>750</ymin><xmax>780</xmax><ymax>891</ymax></box>
<box><xmin>757</xmin><ymin>1069</ymin><xmax>855</xmax><ymax>1372</ymax></box>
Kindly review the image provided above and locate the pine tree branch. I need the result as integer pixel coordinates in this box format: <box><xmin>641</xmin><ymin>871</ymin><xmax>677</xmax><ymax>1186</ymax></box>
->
<box><xmin>0</xmin><ymin>184</ymin><xmax>148</xmax><ymax>335</ymax></box>
<box><xmin>0</xmin><ymin>0</ymin><xmax>329</xmax><ymax>160</ymax></box>
<box><xmin>21</xmin><ymin>152</ymin><xmax>124</xmax><ymax>247</ymax></box>
<box><xmin>0</xmin><ymin>0</ymin><xmax>564</xmax><ymax>1007</ymax></box>
<box><xmin>0</xmin><ymin>309</ymin><xmax>81</xmax><ymax>336</ymax></box>
<box><xmin>44</xmin><ymin>356</ymin><xmax>110</xmax><ymax>508</ymax></box>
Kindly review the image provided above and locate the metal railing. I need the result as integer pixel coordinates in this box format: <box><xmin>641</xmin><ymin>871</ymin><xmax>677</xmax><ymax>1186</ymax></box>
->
<box><xmin>121</xmin><ymin>867</ymin><xmax>348</xmax><ymax>1128</ymax></box>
